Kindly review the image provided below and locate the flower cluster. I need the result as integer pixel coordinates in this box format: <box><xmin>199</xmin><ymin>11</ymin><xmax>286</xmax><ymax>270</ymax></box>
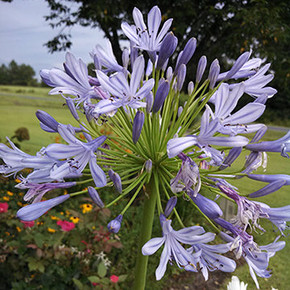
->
<box><xmin>1</xmin><ymin>5</ymin><xmax>289</xmax><ymax>288</ymax></box>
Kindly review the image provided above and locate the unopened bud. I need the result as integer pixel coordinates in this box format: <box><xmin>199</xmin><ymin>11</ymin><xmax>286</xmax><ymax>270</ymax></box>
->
<box><xmin>88</xmin><ymin>186</ymin><xmax>104</xmax><ymax>208</ymax></box>
<box><xmin>107</xmin><ymin>214</ymin><xmax>123</xmax><ymax>233</ymax></box>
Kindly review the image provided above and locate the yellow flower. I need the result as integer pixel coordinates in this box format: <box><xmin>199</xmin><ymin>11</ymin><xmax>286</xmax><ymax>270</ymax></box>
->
<box><xmin>80</xmin><ymin>203</ymin><xmax>93</xmax><ymax>214</ymax></box>
<box><xmin>65</xmin><ymin>210</ymin><xmax>71</xmax><ymax>216</ymax></box>
<box><xmin>15</xmin><ymin>178</ymin><xmax>21</xmax><ymax>183</ymax></box>
<box><xmin>3</xmin><ymin>196</ymin><xmax>9</xmax><ymax>201</ymax></box>
<box><xmin>16</xmin><ymin>226</ymin><xmax>21</xmax><ymax>232</ymax></box>
<box><xmin>50</xmin><ymin>215</ymin><xmax>60</xmax><ymax>221</ymax></box>
<box><xmin>7</xmin><ymin>191</ymin><xmax>14</xmax><ymax>196</ymax></box>
<box><xmin>17</xmin><ymin>202</ymin><xmax>23</xmax><ymax>207</ymax></box>
<box><xmin>64</xmin><ymin>190</ymin><xmax>68</xmax><ymax>195</ymax></box>
<box><xmin>47</xmin><ymin>228</ymin><xmax>56</xmax><ymax>233</ymax></box>
<box><xmin>70</xmin><ymin>216</ymin><xmax>80</xmax><ymax>224</ymax></box>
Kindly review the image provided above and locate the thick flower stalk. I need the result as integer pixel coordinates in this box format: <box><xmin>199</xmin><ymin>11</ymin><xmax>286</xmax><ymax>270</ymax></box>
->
<box><xmin>0</xmin><ymin>5</ymin><xmax>288</xmax><ymax>289</ymax></box>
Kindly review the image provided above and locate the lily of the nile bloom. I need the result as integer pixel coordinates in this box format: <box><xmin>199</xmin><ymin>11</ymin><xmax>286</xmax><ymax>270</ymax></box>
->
<box><xmin>241</xmin><ymin>63</ymin><xmax>277</xmax><ymax>98</ymax></box>
<box><xmin>191</xmin><ymin>193</ymin><xmax>223</xmax><ymax>220</ymax></box>
<box><xmin>167</xmin><ymin>107</ymin><xmax>249</xmax><ymax>165</ymax></box>
<box><xmin>44</xmin><ymin>124</ymin><xmax>107</xmax><ymax>187</ymax></box>
<box><xmin>91</xmin><ymin>39</ymin><xmax>126</xmax><ymax>73</ymax></box>
<box><xmin>132</xmin><ymin>110</ymin><xmax>145</xmax><ymax>144</ymax></box>
<box><xmin>246</xmin><ymin>131</ymin><xmax>290</xmax><ymax>158</ymax></box>
<box><xmin>94</xmin><ymin>55</ymin><xmax>154</xmax><ymax>115</ymax></box>
<box><xmin>170</xmin><ymin>153</ymin><xmax>201</xmax><ymax>197</ymax></box>
<box><xmin>187</xmin><ymin>241</ymin><xmax>236</xmax><ymax>281</ymax></box>
<box><xmin>0</xmin><ymin>138</ymin><xmax>55</xmax><ymax>178</ymax></box>
<box><xmin>247</xmin><ymin>174</ymin><xmax>290</xmax><ymax>198</ymax></box>
<box><xmin>40</xmin><ymin>52</ymin><xmax>100</xmax><ymax>105</ymax></box>
<box><xmin>15</xmin><ymin>177</ymin><xmax>76</xmax><ymax>204</ymax></box>
<box><xmin>209</xmin><ymin>83</ymin><xmax>266</xmax><ymax>135</ymax></box>
<box><xmin>17</xmin><ymin>195</ymin><xmax>70</xmax><ymax>221</ymax></box>
<box><xmin>121</xmin><ymin>6</ymin><xmax>173</xmax><ymax>62</ymax></box>
<box><xmin>219</xmin><ymin>228</ymin><xmax>285</xmax><ymax>289</ymax></box>
<box><xmin>36</xmin><ymin>110</ymin><xmax>82</xmax><ymax>133</ymax></box>
<box><xmin>107</xmin><ymin>214</ymin><xmax>123</xmax><ymax>233</ymax></box>
<box><xmin>88</xmin><ymin>186</ymin><xmax>104</xmax><ymax>208</ymax></box>
<box><xmin>108</xmin><ymin>169</ymin><xmax>122</xmax><ymax>193</ymax></box>
<box><xmin>142</xmin><ymin>214</ymin><xmax>216</xmax><ymax>280</ymax></box>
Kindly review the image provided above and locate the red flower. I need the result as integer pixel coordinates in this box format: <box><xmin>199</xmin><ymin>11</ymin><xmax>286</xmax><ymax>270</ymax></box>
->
<box><xmin>21</xmin><ymin>220</ymin><xmax>35</xmax><ymax>228</ymax></box>
<box><xmin>0</xmin><ymin>202</ymin><xmax>8</xmax><ymax>213</ymax></box>
<box><xmin>57</xmin><ymin>220</ymin><xmax>75</xmax><ymax>231</ymax></box>
<box><xmin>110</xmin><ymin>275</ymin><xmax>119</xmax><ymax>283</ymax></box>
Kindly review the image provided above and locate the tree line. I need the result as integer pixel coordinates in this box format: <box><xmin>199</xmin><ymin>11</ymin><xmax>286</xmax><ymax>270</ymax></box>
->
<box><xmin>0</xmin><ymin>60</ymin><xmax>38</xmax><ymax>86</ymax></box>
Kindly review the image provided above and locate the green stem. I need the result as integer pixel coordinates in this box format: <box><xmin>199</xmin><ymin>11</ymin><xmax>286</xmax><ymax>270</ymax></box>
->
<box><xmin>134</xmin><ymin>178</ymin><xmax>157</xmax><ymax>290</ymax></box>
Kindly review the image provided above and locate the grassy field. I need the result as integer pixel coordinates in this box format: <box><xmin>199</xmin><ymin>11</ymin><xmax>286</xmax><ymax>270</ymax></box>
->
<box><xmin>0</xmin><ymin>85</ymin><xmax>289</xmax><ymax>289</ymax></box>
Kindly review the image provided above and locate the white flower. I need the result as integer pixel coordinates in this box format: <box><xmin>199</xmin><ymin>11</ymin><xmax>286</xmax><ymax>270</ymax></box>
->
<box><xmin>227</xmin><ymin>276</ymin><xmax>248</xmax><ymax>290</ymax></box>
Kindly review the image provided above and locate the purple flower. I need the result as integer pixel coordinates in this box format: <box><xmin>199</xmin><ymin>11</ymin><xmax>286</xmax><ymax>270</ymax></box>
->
<box><xmin>121</xmin><ymin>6</ymin><xmax>173</xmax><ymax>60</ymax></box>
<box><xmin>107</xmin><ymin>214</ymin><xmax>123</xmax><ymax>233</ymax></box>
<box><xmin>164</xmin><ymin>197</ymin><xmax>177</xmax><ymax>217</ymax></box>
<box><xmin>142</xmin><ymin>214</ymin><xmax>215</xmax><ymax>280</ymax></box>
<box><xmin>40</xmin><ymin>52</ymin><xmax>99</xmax><ymax>104</ymax></box>
<box><xmin>88</xmin><ymin>186</ymin><xmax>104</xmax><ymax>208</ymax></box>
<box><xmin>94</xmin><ymin>56</ymin><xmax>154</xmax><ymax>114</ymax></box>
<box><xmin>247</xmin><ymin>174</ymin><xmax>289</xmax><ymax>197</ymax></box>
<box><xmin>152</xmin><ymin>80</ymin><xmax>170</xmax><ymax>113</ymax></box>
<box><xmin>208</xmin><ymin>59</ymin><xmax>220</xmax><ymax>89</ymax></box>
<box><xmin>44</xmin><ymin>124</ymin><xmax>107</xmax><ymax>187</ymax></box>
<box><xmin>246</xmin><ymin>131</ymin><xmax>290</xmax><ymax>158</ymax></box>
<box><xmin>170</xmin><ymin>154</ymin><xmax>201</xmax><ymax>197</ymax></box>
<box><xmin>196</xmin><ymin>56</ymin><xmax>207</xmax><ymax>83</ymax></box>
<box><xmin>16</xmin><ymin>178</ymin><xmax>76</xmax><ymax>204</ymax></box>
<box><xmin>167</xmin><ymin>107</ymin><xmax>248</xmax><ymax>162</ymax></box>
<box><xmin>132</xmin><ymin>111</ymin><xmax>145</xmax><ymax>144</ymax></box>
<box><xmin>108</xmin><ymin>169</ymin><xmax>122</xmax><ymax>193</ymax></box>
<box><xmin>187</xmin><ymin>242</ymin><xmax>236</xmax><ymax>280</ymax></box>
<box><xmin>16</xmin><ymin>195</ymin><xmax>70</xmax><ymax>221</ymax></box>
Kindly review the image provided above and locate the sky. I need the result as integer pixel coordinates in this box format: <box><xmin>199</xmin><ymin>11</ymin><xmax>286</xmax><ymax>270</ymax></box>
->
<box><xmin>0</xmin><ymin>0</ymin><xmax>107</xmax><ymax>80</ymax></box>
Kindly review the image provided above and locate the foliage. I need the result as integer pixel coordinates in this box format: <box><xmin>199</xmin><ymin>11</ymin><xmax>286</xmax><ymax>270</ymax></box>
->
<box><xmin>0</xmin><ymin>60</ymin><xmax>38</xmax><ymax>86</ymax></box>
<box><xmin>0</xmin><ymin>175</ymin><xmax>126</xmax><ymax>289</ymax></box>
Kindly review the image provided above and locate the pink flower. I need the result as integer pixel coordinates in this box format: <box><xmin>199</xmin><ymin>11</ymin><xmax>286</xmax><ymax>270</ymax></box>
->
<box><xmin>0</xmin><ymin>202</ymin><xmax>8</xmax><ymax>213</ymax></box>
<box><xmin>21</xmin><ymin>220</ymin><xmax>35</xmax><ymax>228</ymax></box>
<box><xmin>57</xmin><ymin>220</ymin><xmax>75</xmax><ymax>231</ymax></box>
<box><xmin>110</xmin><ymin>275</ymin><xmax>119</xmax><ymax>283</ymax></box>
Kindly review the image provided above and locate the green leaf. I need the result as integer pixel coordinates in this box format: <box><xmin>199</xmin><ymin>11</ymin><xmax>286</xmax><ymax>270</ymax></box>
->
<box><xmin>88</xmin><ymin>276</ymin><xmax>100</xmax><ymax>283</ymax></box>
<box><xmin>97</xmin><ymin>261</ymin><xmax>107</xmax><ymax>278</ymax></box>
<box><xmin>118</xmin><ymin>275</ymin><xmax>127</xmax><ymax>282</ymax></box>
<box><xmin>72</xmin><ymin>278</ymin><xmax>83</xmax><ymax>290</ymax></box>
<box><xmin>27</xmin><ymin>257</ymin><xmax>45</xmax><ymax>273</ymax></box>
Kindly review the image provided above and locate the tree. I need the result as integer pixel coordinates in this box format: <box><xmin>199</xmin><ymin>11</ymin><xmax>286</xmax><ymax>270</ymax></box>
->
<box><xmin>0</xmin><ymin>60</ymin><xmax>37</xmax><ymax>86</ymax></box>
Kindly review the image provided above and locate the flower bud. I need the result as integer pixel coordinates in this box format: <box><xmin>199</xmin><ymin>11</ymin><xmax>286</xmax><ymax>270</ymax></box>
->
<box><xmin>66</xmin><ymin>98</ymin><xmax>79</xmax><ymax>121</ymax></box>
<box><xmin>196</xmin><ymin>55</ymin><xmax>207</xmax><ymax>83</ymax></box>
<box><xmin>219</xmin><ymin>147</ymin><xmax>242</xmax><ymax>170</ymax></box>
<box><xmin>208</xmin><ymin>59</ymin><xmax>220</xmax><ymax>89</ymax></box>
<box><xmin>16</xmin><ymin>195</ymin><xmax>70</xmax><ymax>221</ymax></box>
<box><xmin>146</xmin><ymin>92</ymin><xmax>153</xmax><ymax>113</ymax></box>
<box><xmin>164</xmin><ymin>196</ymin><xmax>177</xmax><ymax>217</ymax></box>
<box><xmin>88</xmin><ymin>186</ymin><xmax>104</xmax><ymax>208</ymax></box>
<box><xmin>187</xmin><ymin>81</ymin><xmax>194</xmax><ymax>95</ymax></box>
<box><xmin>132</xmin><ymin>111</ymin><xmax>145</xmax><ymax>144</ymax></box>
<box><xmin>122</xmin><ymin>48</ymin><xmax>130</xmax><ymax>69</ymax></box>
<box><xmin>107</xmin><ymin>214</ymin><xmax>123</xmax><ymax>233</ymax></box>
<box><xmin>166</xmin><ymin>66</ymin><xmax>173</xmax><ymax>82</ymax></box>
<box><xmin>178</xmin><ymin>106</ymin><xmax>183</xmax><ymax>117</ymax></box>
<box><xmin>156</xmin><ymin>32</ymin><xmax>178</xmax><ymax>70</ymax></box>
<box><xmin>152</xmin><ymin>80</ymin><xmax>170</xmax><ymax>113</ymax></box>
<box><xmin>191</xmin><ymin>194</ymin><xmax>223</xmax><ymax>219</ymax></box>
<box><xmin>146</xmin><ymin>60</ymin><xmax>153</xmax><ymax>77</ymax></box>
<box><xmin>176</xmin><ymin>64</ymin><xmax>186</xmax><ymax>92</ymax></box>
<box><xmin>108</xmin><ymin>169</ymin><xmax>122</xmax><ymax>193</ymax></box>
<box><xmin>145</xmin><ymin>159</ymin><xmax>152</xmax><ymax>173</ymax></box>
<box><xmin>175</xmin><ymin>37</ymin><xmax>197</xmax><ymax>73</ymax></box>
<box><xmin>36</xmin><ymin>110</ymin><xmax>59</xmax><ymax>133</ymax></box>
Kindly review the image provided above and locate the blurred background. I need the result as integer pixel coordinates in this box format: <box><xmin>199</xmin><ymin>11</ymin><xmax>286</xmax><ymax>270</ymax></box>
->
<box><xmin>0</xmin><ymin>0</ymin><xmax>289</xmax><ymax>289</ymax></box>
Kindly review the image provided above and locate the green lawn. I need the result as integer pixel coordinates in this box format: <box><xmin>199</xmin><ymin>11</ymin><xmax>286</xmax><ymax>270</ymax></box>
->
<box><xmin>0</xmin><ymin>85</ymin><xmax>289</xmax><ymax>289</ymax></box>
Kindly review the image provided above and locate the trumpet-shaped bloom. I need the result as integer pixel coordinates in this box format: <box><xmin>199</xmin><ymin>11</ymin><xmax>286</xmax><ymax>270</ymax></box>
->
<box><xmin>121</xmin><ymin>6</ymin><xmax>173</xmax><ymax>57</ymax></box>
<box><xmin>142</xmin><ymin>214</ymin><xmax>216</xmax><ymax>280</ymax></box>
<box><xmin>45</xmin><ymin>124</ymin><xmax>107</xmax><ymax>187</ymax></box>
<box><xmin>94</xmin><ymin>56</ymin><xmax>154</xmax><ymax>114</ymax></box>
<box><xmin>167</xmin><ymin>107</ymin><xmax>248</xmax><ymax>162</ymax></box>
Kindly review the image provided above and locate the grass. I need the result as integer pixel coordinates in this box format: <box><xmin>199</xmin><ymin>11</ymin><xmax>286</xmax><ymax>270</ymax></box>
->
<box><xmin>0</xmin><ymin>85</ymin><xmax>289</xmax><ymax>289</ymax></box>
